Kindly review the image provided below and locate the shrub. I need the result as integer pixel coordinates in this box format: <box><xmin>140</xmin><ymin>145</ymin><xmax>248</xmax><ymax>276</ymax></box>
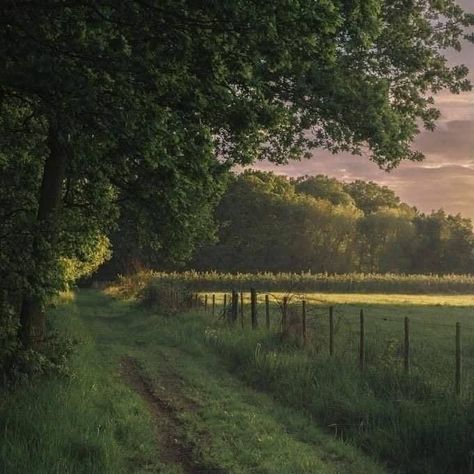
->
<box><xmin>138</xmin><ymin>280</ymin><xmax>194</xmax><ymax>316</ymax></box>
<box><xmin>1</xmin><ymin>297</ymin><xmax>76</xmax><ymax>388</ymax></box>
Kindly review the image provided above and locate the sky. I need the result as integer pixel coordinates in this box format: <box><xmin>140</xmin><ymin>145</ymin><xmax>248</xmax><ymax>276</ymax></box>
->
<box><xmin>253</xmin><ymin>0</ymin><xmax>474</xmax><ymax>219</ymax></box>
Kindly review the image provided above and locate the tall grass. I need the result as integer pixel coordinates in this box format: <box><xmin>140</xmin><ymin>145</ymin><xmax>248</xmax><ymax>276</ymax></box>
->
<box><xmin>204</xmin><ymin>324</ymin><xmax>474</xmax><ymax>473</ymax></box>
<box><xmin>115</xmin><ymin>270</ymin><xmax>474</xmax><ymax>294</ymax></box>
<box><xmin>126</xmin><ymin>276</ymin><xmax>474</xmax><ymax>473</ymax></box>
<box><xmin>0</xmin><ymin>293</ymin><xmax>160</xmax><ymax>474</ymax></box>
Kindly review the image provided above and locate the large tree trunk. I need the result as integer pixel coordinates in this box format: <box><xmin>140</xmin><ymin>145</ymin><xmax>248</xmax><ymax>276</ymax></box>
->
<box><xmin>19</xmin><ymin>121</ymin><xmax>68</xmax><ymax>349</ymax></box>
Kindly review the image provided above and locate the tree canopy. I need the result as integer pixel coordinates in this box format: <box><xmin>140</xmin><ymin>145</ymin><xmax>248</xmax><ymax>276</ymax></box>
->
<box><xmin>0</xmin><ymin>0</ymin><xmax>473</xmax><ymax>359</ymax></box>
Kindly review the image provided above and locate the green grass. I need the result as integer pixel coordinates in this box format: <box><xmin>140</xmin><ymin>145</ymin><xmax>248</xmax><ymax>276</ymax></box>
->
<box><xmin>5</xmin><ymin>285</ymin><xmax>474</xmax><ymax>472</ymax></box>
<box><xmin>204</xmin><ymin>291</ymin><xmax>474</xmax><ymax>396</ymax></box>
<box><xmin>197</xmin><ymin>291</ymin><xmax>474</xmax><ymax>473</ymax></box>
<box><xmin>0</xmin><ymin>293</ymin><xmax>161</xmax><ymax>474</ymax></box>
<box><xmin>0</xmin><ymin>291</ymin><xmax>383</xmax><ymax>473</ymax></box>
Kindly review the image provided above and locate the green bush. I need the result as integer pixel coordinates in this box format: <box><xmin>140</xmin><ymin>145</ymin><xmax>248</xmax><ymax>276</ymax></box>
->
<box><xmin>138</xmin><ymin>280</ymin><xmax>194</xmax><ymax>315</ymax></box>
<box><xmin>1</xmin><ymin>298</ymin><xmax>76</xmax><ymax>388</ymax></box>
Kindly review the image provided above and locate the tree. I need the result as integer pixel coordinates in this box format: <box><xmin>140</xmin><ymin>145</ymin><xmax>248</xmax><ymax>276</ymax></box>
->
<box><xmin>288</xmin><ymin>195</ymin><xmax>360</xmax><ymax>273</ymax></box>
<box><xmin>294</xmin><ymin>175</ymin><xmax>355</xmax><ymax>206</ymax></box>
<box><xmin>0</xmin><ymin>1</ymin><xmax>473</xmax><ymax>350</ymax></box>
<box><xmin>357</xmin><ymin>208</ymin><xmax>415</xmax><ymax>272</ymax></box>
<box><xmin>194</xmin><ymin>171</ymin><xmax>361</xmax><ymax>273</ymax></box>
<box><xmin>344</xmin><ymin>180</ymin><xmax>401</xmax><ymax>214</ymax></box>
<box><xmin>411</xmin><ymin>211</ymin><xmax>474</xmax><ymax>274</ymax></box>
<box><xmin>192</xmin><ymin>172</ymin><xmax>474</xmax><ymax>275</ymax></box>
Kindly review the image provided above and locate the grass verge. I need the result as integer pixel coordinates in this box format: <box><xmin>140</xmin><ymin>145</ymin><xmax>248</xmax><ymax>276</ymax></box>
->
<box><xmin>0</xmin><ymin>290</ymin><xmax>384</xmax><ymax>473</ymax></box>
<box><xmin>0</xmin><ymin>293</ymin><xmax>162</xmax><ymax>474</ymax></box>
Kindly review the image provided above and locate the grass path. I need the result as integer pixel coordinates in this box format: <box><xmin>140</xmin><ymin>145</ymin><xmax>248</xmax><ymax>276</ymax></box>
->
<box><xmin>120</xmin><ymin>356</ymin><xmax>204</xmax><ymax>473</ymax></box>
<box><xmin>1</xmin><ymin>290</ymin><xmax>385</xmax><ymax>473</ymax></box>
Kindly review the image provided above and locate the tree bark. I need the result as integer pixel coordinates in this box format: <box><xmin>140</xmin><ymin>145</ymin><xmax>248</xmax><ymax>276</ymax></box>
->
<box><xmin>19</xmin><ymin>120</ymin><xmax>68</xmax><ymax>349</ymax></box>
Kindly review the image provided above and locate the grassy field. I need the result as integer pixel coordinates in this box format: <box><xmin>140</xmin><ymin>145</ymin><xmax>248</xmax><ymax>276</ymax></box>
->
<box><xmin>108</xmin><ymin>272</ymin><xmax>474</xmax><ymax>473</ymax></box>
<box><xmin>0</xmin><ymin>291</ymin><xmax>382</xmax><ymax>474</ymax></box>
<box><xmin>2</xmin><ymin>284</ymin><xmax>474</xmax><ymax>473</ymax></box>
<box><xmin>205</xmin><ymin>291</ymin><xmax>474</xmax><ymax>398</ymax></box>
<box><xmin>191</xmin><ymin>290</ymin><xmax>474</xmax><ymax>473</ymax></box>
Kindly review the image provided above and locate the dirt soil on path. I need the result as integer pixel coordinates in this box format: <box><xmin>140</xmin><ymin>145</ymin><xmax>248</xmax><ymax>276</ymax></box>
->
<box><xmin>121</xmin><ymin>356</ymin><xmax>225</xmax><ymax>474</ymax></box>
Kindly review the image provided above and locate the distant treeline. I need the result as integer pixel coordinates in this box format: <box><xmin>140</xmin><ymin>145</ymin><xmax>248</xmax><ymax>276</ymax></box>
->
<box><xmin>100</xmin><ymin>171</ymin><xmax>474</xmax><ymax>278</ymax></box>
<box><xmin>191</xmin><ymin>171</ymin><xmax>474</xmax><ymax>274</ymax></box>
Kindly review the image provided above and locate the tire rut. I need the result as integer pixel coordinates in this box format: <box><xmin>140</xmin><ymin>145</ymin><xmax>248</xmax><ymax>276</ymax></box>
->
<box><xmin>121</xmin><ymin>356</ymin><xmax>225</xmax><ymax>474</ymax></box>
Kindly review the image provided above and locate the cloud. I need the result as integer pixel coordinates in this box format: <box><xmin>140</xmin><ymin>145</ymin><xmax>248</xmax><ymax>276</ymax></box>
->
<box><xmin>252</xmin><ymin>117</ymin><xmax>474</xmax><ymax>218</ymax></box>
<box><xmin>414</xmin><ymin>120</ymin><xmax>474</xmax><ymax>162</ymax></box>
<box><xmin>381</xmin><ymin>166</ymin><xmax>474</xmax><ymax>218</ymax></box>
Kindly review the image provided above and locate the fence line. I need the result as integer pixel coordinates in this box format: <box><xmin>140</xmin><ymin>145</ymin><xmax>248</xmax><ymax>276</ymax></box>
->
<box><xmin>197</xmin><ymin>290</ymin><xmax>469</xmax><ymax>398</ymax></box>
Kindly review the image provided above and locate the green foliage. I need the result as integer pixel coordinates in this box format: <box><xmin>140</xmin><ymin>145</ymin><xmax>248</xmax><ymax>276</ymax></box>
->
<box><xmin>0</xmin><ymin>1</ymin><xmax>473</xmax><ymax>364</ymax></box>
<box><xmin>60</xmin><ymin>234</ymin><xmax>112</xmax><ymax>285</ymax></box>
<box><xmin>193</xmin><ymin>172</ymin><xmax>361</xmax><ymax>273</ymax></box>
<box><xmin>295</xmin><ymin>175</ymin><xmax>355</xmax><ymax>206</ymax></box>
<box><xmin>343</xmin><ymin>180</ymin><xmax>401</xmax><ymax>214</ymax></box>
<box><xmin>411</xmin><ymin>210</ymin><xmax>474</xmax><ymax>274</ymax></box>
<box><xmin>357</xmin><ymin>207</ymin><xmax>416</xmax><ymax>272</ymax></box>
<box><xmin>0</xmin><ymin>294</ymin><xmax>77</xmax><ymax>386</ymax></box>
<box><xmin>5</xmin><ymin>333</ymin><xmax>76</xmax><ymax>386</ymax></box>
<box><xmin>191</xmin><ymin>171</ymin><xmax>474</xmax><ymax>274</ymax></box>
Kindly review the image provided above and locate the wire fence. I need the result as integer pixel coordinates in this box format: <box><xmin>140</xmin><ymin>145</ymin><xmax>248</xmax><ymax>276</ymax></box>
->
<box><xmin>194</xmin><ymin>290</ymin><xmax>474</xmax><ymax>400</ymax></box>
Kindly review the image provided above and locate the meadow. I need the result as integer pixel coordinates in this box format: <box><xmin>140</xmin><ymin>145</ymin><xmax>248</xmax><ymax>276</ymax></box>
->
<box><xmin>203</xmin><ymin>291</ymin><xmax>474</xmax><ymax>397</ymax></box>
<box><xmin>3</xmin><ymin>275</ymin><xmax>474</xmax><ymax>473</ymax></box>
<box><xmin>113</xmin><ymin>272</ymin><xmax>474</xmax><ymax>473</ymax></box>
<box><xmin>193</xmin><ymin>290</ymin><xmax>474</xmax><ymax>472</ymax></box>
<box><xmin>0</xmin><ymin>291</ymin><xmax>382</xmax><ymax>474</ymax></box>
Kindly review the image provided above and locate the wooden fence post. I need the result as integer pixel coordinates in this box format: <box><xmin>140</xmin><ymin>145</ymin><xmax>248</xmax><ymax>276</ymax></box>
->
<box><xmin>223</xmin><ymin>293</ymin><xmax>227</xmax><ymax>315</ymax></box>
<box><xmin>204</xmin><ymin>294</ymin><xmax>208</xmax><ymax>312</ymax></box>
<box><xmin>456</xmin><ymin>322</ymin><xmax>462</xmax><ymax>397</ymax></box>
<box><xmin>282</xmin><ymin>297</ymin><xmax>288</xmax><ymax>333</ymax></box>
<box><xmin>302</xmin><ymin>300</ymin><xmax>307</xmax><ymax>347</ymax></box>
<box><xmin>329</xmin><ymin>306</ymin><xmax>334</xmax><ymax>356</ymax></box>
<box><xmin>404</xmin><ymin>317</ymin><xmax>410</xmax><ymax>374</ymax></box>
<box><xmin>212</xmin><ymin>294</ymin><xmax>215</xmax><ymax>317</ymax></box>
<box><xmin>251</xmin><ymin>288</ymin><xmax>258</xmax><ymax>329</ymax></box>
<box><xmin>359</xmin><ymin>309</ymin><xmax>365</xmax><ymax>371</ymax></box>
<box><xmin>265</xmin><ymin>295</ymin><xmax>270</xmax><ymax>330</ymax></box>
<box><xmin>240</xmin><ymin>292</ymin><xmax>244</xmax><ymax>328</ymax></box>
<box><xmin>231</xmin><ymin>290</ymin><xmax>238</xmax><ymax>323</ymax></box>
